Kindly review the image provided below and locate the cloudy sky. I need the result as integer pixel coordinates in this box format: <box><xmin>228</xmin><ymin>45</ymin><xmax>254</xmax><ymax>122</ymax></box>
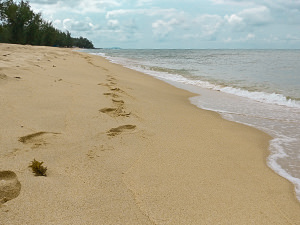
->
<box><xmin>28</xmin><ymin>0</ymin><xmax>300</xmax><ymax>49</ymax></box>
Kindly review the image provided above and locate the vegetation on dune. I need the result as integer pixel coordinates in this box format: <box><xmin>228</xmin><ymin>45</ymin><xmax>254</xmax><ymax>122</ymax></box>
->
<box><xmin>0</xmin><ymin>0</ymin><xmax>94</xmax><ymax>48</ymax></box>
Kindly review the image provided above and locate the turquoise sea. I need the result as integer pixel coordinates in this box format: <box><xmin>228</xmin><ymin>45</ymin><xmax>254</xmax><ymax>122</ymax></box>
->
<box><xmin>82</xmin><ymin>49</ymin><xmax>300</xmax><ymax>201</ymax></box>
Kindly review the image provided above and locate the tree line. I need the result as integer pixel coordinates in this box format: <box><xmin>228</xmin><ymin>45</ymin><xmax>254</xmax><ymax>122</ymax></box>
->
<box><xmin>0</xmin><ymin>0</ymin><xmax>94</xmax><ymax>48</ymax></box>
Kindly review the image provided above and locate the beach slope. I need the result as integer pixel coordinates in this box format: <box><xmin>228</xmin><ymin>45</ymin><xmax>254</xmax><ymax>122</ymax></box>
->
<box><xmin>0</xmin><ymin>44</ymin><xmax>299</xmax><ymax>224</ymax></box>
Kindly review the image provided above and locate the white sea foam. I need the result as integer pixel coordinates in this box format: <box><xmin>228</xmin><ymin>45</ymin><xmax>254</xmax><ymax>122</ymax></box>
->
<box><xmin>133</xmin><ymin>65</ymin><xmax>300</xmax><ymax>109</ymax></box>
<box><xmin>219</xmin><ymin>87</ymin><xmax>300</xmax><ymax>109</ymax></box>
<box><xmin>91</xmin><ymin>52</ymin><xmax>106</xmax><ymax>57</ymax></box>
<box><xmin>93</xmin><ymin>52</ymin><xmax>300</xmax><ymax>109</ymax></box>
<box><xmin>190</xmin><ymin>92</ymin><xmax>300</xmax><ymax>201</ymax></box>
<box><xmin>268</xmin><ymin>137</ymin><xmax>300</xmax><ymax>202</ymax></box>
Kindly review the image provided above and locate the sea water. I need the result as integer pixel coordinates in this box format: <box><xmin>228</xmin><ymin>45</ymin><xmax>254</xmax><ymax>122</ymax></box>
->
<box><xmin>82</xmin><ymin>49</ymin><xmax>300</xmax><ymax>201</ymax></box>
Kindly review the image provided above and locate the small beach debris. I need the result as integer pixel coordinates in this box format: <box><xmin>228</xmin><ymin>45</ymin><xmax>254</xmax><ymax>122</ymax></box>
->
<box><xmin>29</xmin><ymin>159</ymin><xmax>47</xmax><ymax>176</ymax></box>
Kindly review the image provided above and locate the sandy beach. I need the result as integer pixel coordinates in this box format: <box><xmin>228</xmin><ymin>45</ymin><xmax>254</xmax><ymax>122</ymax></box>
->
<box><xmin>0</xmin><ymin>44</ymin><xmax>299</xmax><ymax>224</ymax></box>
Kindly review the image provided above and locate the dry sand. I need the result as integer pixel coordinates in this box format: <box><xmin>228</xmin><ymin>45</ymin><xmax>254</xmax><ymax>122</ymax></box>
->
<box><xmin>0</xmin><ymin>43</ymin><xmax>299</xmax><ymax>224</ymax></box>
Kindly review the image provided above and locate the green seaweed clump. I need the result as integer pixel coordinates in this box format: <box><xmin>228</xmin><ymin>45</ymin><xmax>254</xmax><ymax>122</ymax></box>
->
<box><xmin>29</xmin><ymin>159</ymin><xmax>47</xmax><ymax>176</ymax></box>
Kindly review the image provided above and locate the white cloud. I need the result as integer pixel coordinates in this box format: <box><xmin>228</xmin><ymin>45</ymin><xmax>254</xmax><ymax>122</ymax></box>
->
<box><xmin>264</xmin><ymin>0</ymin><xmax>300</xmax><ymax>10</ymax></box>
<box><xmin>94</xmin><ymin>20</ymin><xmax>141</xmax><ymax>44</ymax></box>
<box><xmin>135</xmin><ymin>0</ymin><xmax>154</xmax><ymax>7</ymax></box>
<box><xmin>26</xmin><ymin>0</ymin><xmax>300</xmax><ymax>48</ymax></box>
<box><xmin>105</xmin><ymin>7</ymin><xmax>185</xmax><ymax>41</ymax></box>
<box><xmin>246</xmin><ymin>33</ymin><xmax>255</xmax><ymax>40</ymax></box>
<box><xmin>225</xmin><ymin>6</ymin><xmax>271</xmax><ymax>31</ymax></box>
<box><xmin>106</xmin><ymin>8</ymin><xmax>179</xmax><ymax>19</ymax></box>
<box><xmin>29</xmin><ymin>0</ymin><xmax>59</xmax><ymax>5</ymax></box>
<box><xmin>79</xmin><ymin>0</ymin><xmax>121</xmax><ymax>12</ymax></box>
<box><xmin>239</xmin><ymin>6</ymin><xmax>271</xmax><ymax>25</ymax></box>
<box><xmin>106</xmin><ymin>9</ymin><xmax>137</xmax><ymax>19</ymax></box>
<box><xmin>194</xmin><ymin>14</ymin><xmax>224</xmax><ymax>37</ymax></box>
<box><xmin>107</xmin><ymin>19</ymin><xmax>120</xmax><ymax>29</ymax></box>
<box><xmin>30</xmin><ymin>0</ymin><xmax>121</xmax><ymax>14</ymax></box>
<box><xmin>212</xmin><ymin>0</ymin><xmax>300</xmax><ymax>12</ymax></box>
<box><xmin>211</xmin><ymin>0</ymin><xmax>255</xmax><ymax>6</ymax></box>
<box><xmin>224</xmin><ymin>37</ymin><xmax>232</xmax><ymax>42</ymax></box>
<box><xmin>285</xmin><ymin>34</ymin><xmax>300</xmax><ymax>41</ymax></box>
<box><xmin>62</xmin><ymin>18</ymin><xmax>97</xmax><ymax>32</ymax></box>
<box><xmin>225</xmin><ymin>14</ymin><xmax>243</xmax><ymax>26</ymax></box>
<box><xmin>92</xmin><ymin>18</ymin><xmax>141</xmax><ymax>44</ymax></box>
<box><xmin>152</xmin><ymin>18</ymin><xmax>180</xmax><ymax>39</ymax></box>
<box><xmin>223</xmin><ymin>33</ymin><xmax>255</xmax><ymax>43</ymax></box>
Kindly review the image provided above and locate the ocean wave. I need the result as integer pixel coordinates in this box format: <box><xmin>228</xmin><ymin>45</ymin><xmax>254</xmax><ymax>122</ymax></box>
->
<box><xmin>95</xmin><ymin>52</ymin><xmax>300</xmax><ymax>109</ymax></box>
<box><xmin>141</xmin><ymin>68</ymin><xmax>300</xmax><ymax>109</ymax></box>
<box><xmin>219</xmin><ymin>87</ymin><xmax>300</xmax><ymax>108</ymax></box>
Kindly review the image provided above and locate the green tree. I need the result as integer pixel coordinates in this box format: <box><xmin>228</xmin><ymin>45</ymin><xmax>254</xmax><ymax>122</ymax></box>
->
<box><xmin>0</xmin><ymin>24</ymin><xmax>9</xmax><ymax>42</ymax></box>
<box><xmin>25</xmin><ymin>12</ymin><xmax>42</xmax><ymax>45</ymax></box>
<box><xmin>65</xmin><ymin>30</ymin><xmax>72</xmax><ymax>47</ymax></box>
<box><xmin>73</xmin><ymin>36</ymin><xmax>94</xmax><ymax>49</ymax></box>
<box><xmin>0</xmin><ymin>0</ymin><xmax>33</xmax><ymax>43</ymax></box>
<box><xmin>0</xmin><ymin>0</ymin><xmax>94</xmax><ymax>48</ymax></box>
<box><xmin>40</xmin><ymin>21</ymin><xmax>56</xmax><ymax>46</ymax></box>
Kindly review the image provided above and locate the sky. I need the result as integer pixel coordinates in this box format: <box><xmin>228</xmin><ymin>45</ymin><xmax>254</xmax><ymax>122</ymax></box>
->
<box><xmin>27</xmin><ymin>0</ymin><xmax>300</xmax><ymax>49</ymax></box>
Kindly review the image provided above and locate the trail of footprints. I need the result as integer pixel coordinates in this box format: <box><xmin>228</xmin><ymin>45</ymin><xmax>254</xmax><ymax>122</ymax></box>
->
<box><xmin>99</xmin><ymin>75</ymin><xmax>136</xmax><ymax>136</ymax></box>
<box><xmin>1</xmin><ymin>56</ymin><xmax>138</xmax><ymax>208</ymax></box>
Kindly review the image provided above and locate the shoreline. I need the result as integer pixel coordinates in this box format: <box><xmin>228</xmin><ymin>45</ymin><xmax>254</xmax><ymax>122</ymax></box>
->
<box><xmin>0</xmin><ymin>44</ymin><xmax>299</xmax><ymax>224</ymax></box>
<box><xmin>87</xmin><ymin>49</ymin><xmax>300</xmax><ymax>202</ymax></box>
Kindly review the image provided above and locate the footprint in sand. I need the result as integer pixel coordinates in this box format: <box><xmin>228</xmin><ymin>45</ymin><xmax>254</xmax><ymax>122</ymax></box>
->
<box><xmin>103</xmin><ymin>92</ymin><xmax>119</xmax><ymax>98</ymax></box>
<box><xmin>110</xmin><ymin>87</ymin><xmax>123</xmax><ymax>93</ymax></box>
<box><xmin>0</xmin><ymin>73</ymin><xmax>10</xmax><ymax>84</ymax></box>
<box><xmin>107</xmin><ymin>125</ymin><xmax>136</xmax><ymax>136</ymax></box>
<box><xmin>97</xmin><ymin>83</ymin><xmax>111</xmax><ymax>87</ymax></box>
<box><xmin>19</xmin><ymin>132</ymin><xmax>60</xmax><ymax>149</ymax></box>
<box><xmin>112</xmin><ymin>99</ymin><xmax>124</xmax><ymax>105</ymax></box>
<box><xmin>100</xmin><ymin>107</ymin><xmax>117</xmax><ymax>114</ymax></box>
<box><xmin>106</xmin><ymin>76</ymin><xmax>116</xmax><ymax>82</ymax></box>
<box><xmin>0</xmin><ymin>73</ymin><xmax>7</xmax><ymax>80</ymax></box>
<box><xmin>18</xmin><ymin>132</ymin><xmax>48</xmax><ymax>144</ymax></box>
<box><xmin>0</xmin><ymin>171</ymin><xmax>21</xmax><ymax>204</ymax></box>
<box><xmin>112</xmin><ymin>99</ymin><xmax>126</xmax><ymax>108</ymax></box>
<box><xmin>106</xmin><ymin>80</ymin><xmax>117</xmax><ymax>85</ymax></box>
<box><xmin>100</xmin><ymin>107</ymin><xmax>131</xmax><ymax>118</ymax></box>
<box><xmin>99</xmin><ymin>107</ymin><xmax>119</xmax><ymax>117</ymax></box>
<box><xmin>86</xmin><ymin>150</ymin><xmax>100</xmax><ymax>159</ymax></box>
